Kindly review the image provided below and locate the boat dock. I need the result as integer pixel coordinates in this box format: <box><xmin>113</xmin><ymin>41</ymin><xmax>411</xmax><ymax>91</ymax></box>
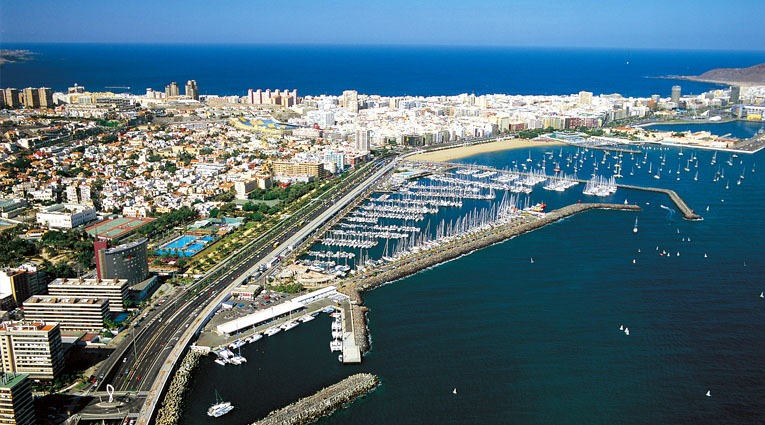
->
<box><xmin>415</xmin><ymin>161</ymin><xmax>702</xmax><ymax>220</ymax></box>
<box><xmin>336</xmin><ymin>300</ymin><xmax>363</xmax><ymax>364</ymax></box>
<box><xmin>251</xmin><ymin>373</ymin><xmax>379</xmax><ymax>425</ymax></box>
<box><xmin>339</xmin><ymin>202</ymin><xmax>641</xmax><ymax>304</ymax></box>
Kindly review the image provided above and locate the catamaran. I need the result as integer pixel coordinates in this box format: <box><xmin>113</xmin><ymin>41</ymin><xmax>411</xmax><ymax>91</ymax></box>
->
<box><xmin>208</xmin><ymin>390</ymin><xmax>234</xmax><ymax>417</ymax></box>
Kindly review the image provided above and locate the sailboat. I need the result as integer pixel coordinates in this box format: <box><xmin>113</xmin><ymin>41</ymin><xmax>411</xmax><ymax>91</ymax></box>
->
<box><xmin>530</xmin><ymin>257</ymin><xmax>534</xmax><ymax>264</ymax></box>
<box><xmin>208</xmin><ymin>390</ymin><xmax>234</xmax><ymax>417</ymax></box>
<box><xmin>706</xmin><ymin>390</ymin><xmax>711</xmax><ymax>397</ymax></box>
<box><xmin>759</xmin><ymin>292</ymin><xmax>763</xmax><ymax>299</ymax></box>
<box><xmin>453</xmin><ymin>388</ymin><xmax>458</xmax><ymax>395</ymax></box>
<box><xmin>694</xmin><ymin>171</ymin><xmax>698</xmax><ymax>181</ymax></box>
<box><xmin>633</xmin><ymin>217</ymin><xmax>638</xmax><ymax>234</ymax></box>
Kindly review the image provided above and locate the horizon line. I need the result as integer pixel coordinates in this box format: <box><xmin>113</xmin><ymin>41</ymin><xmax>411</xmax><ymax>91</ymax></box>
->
<box><xmin>3</xmin><ymin>41</ymin><xmax>765</xmax><ymax>54</ymax></box>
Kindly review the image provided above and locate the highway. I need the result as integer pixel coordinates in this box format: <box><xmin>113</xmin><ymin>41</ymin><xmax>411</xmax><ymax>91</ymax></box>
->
<box><xmin>90</xmin><ymin>157</ymin><xmax>395</xmax><ymax>420</ymax></box>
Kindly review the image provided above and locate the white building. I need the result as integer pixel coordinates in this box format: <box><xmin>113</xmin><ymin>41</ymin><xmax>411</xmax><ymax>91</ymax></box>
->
<box><xmin>36</xmin><ymin>203</ymin><xmax>97</xmax><ymax>229</ymax></box>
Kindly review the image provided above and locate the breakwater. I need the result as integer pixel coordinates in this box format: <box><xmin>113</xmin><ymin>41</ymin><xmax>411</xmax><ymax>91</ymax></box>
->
<box><xmin>252</xmin><ymin>373</ymin><xmax>380</xmax><ymax>425</ymax></box>
<box><xmin>155</xmin><ymin>350</ymin><xmax>202</xmax><ymax>425</ymax></box>
<box><xmin>617</xmin><ymin>184</ymin><xmax>701</xmax><ymax>220</ymax></box>
<box><xmin>339</xmin><ymin>203</ymin><xmax>641</xmax><ymax>351</ymax></box>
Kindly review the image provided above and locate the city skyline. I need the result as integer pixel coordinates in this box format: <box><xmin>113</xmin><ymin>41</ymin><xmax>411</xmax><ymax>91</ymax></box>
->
<box><xmin>2</xmin><ymin>0</ymin><xmax>765</xmax><ymax>51</ymax></box>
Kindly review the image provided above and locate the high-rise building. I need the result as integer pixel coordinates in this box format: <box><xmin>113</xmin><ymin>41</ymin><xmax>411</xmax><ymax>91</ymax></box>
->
<box><xmin>671</xmin><ymin>85</ymin><xmax>682</xmax><ymax>105</ymax></box>
<box><xmin>95</xmin><ymin>238</ymin><xmax>149</xmax><ymax>286</ymax></box>
<box><xmin>165</xmin><ymin>81</ymin><xmax>180</xmax><ymax>98</ymax></box>
<box><xmin>578</xmin><ymin>91</ymin><xmax>593</xmax><ymax>106</ymax></box>
<box><xmin>185</xmin><ymin>80</ymin><xmax>199</xmax><ymax>100</ymax></box>
<box><xmin>0</xmin><ymin>373</ymin><xmax>35</xmax><ymax>425</ymax></box>
<box><xmin>21</xmin><ymin>88</ymin><xmax>40</xmax><ymax>109</ymax></box>
<box><xmin>730</xmin><ymin>86</ymin><xmax>741</xmax><ymax>104</ymax></box>
<box><xmin>3</xmin><ymin>89</ymin><xmax>19</xmax><ymax>109</ymax></box>
<box><xmin>342</xmin><ymin>90</ymin><xmax>359</xmax><ymax>113</ymax></box>
<box><xmin>355</xmin><ymin>128</ymin><xmax>371</xmax><ymax>152</ymax></box>
<box><xmin>0</xmin><ymin>322</ymin><xmax>65</xmax><ymax>381</ymax></box>
<box><xmin>38</xmin><ymin>87</ymin><xmax>53</xmax><ymax>108</ymax></box>
<box><xmin>0</xmin><ymin>270</ymin><xmax>31</xmax><ymax>310</ymax></box>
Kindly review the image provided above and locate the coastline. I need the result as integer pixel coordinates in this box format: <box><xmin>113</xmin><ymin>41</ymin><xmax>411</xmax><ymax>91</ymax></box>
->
<box><xmin>408</xmin><ymin>138</ymin><xmax>564</xmax><ymax>162</ymax></box>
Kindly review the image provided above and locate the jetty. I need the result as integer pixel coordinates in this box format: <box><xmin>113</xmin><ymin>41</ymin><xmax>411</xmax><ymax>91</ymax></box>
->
<box><xmin>252</xmin><ymin>373</ymin><xmax>380</xmax><ymax>425</ymax></box>
<box><xmin>617</xmin><ymin>184</ymin><xmax>702</xmax><ymax>220</ymax></box>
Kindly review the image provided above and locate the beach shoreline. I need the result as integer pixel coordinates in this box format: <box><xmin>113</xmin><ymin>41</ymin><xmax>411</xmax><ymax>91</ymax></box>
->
<box><xmin>408</xmin><ymin>138</ymin><xmax>564</xmax><ymax>162</ymax></box>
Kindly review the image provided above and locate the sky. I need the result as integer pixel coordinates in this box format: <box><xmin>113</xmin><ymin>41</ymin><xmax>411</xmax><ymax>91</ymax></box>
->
<box><xmin>1</xmin><ymin>0</ymin><xmax>764</xmax><ymax>50</ymax></box>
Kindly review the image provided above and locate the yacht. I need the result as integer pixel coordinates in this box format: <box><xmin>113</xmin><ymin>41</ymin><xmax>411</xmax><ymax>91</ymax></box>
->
<box><xmin>330</xmin><ymin>339</ymin><xmax>343</xmax><ymax>352</ymax></box>
<box><xmin>246</xmin><ymin>334</ymin><xmax>263</xmax><ymax>344</ymax></box>
<box><xmin>299</xmin><ymin>314</ymin><xmax>316</xmax><ymax>323</ymax></box>
<box><xmin>208</xmin><ymin>391</ymin><xmax>234</xmax><ymax>418</ymax></box>
<box><xmin>264</xmin><ymin>326</ymin><xmax>282</xmax><ymax>336</ymax></box>
<box><xmin>281</xmin><ymin>321</ymin><xmax>300</xmax><ymax>331</ymax></box>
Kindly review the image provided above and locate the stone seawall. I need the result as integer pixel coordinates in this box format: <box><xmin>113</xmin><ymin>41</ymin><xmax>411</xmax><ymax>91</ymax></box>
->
<box><xmin>154</xmin><ymin>350</ymin><xmax>202</xmax><ymax>425</ymax></box>
<box><xmin>252</xmin><ymin>373</ymin><xmax>380</xmax><ymax>425</ymax></box>
<box><xmin>339</xmin><ymin>203</ymin><xmax>641</xmax><ymax>352</ymax></box>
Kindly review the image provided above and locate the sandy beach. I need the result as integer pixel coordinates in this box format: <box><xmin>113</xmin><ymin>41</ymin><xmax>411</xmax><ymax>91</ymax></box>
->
<box><xmin>408</xmin><ymin>138</ymin><xmax>564</xmax><ymax>162</ymax></box>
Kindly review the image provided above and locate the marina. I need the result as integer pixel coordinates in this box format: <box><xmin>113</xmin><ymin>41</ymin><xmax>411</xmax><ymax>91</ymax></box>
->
<box><xmin>179</xmin><ymin>142</ymin><xmax>760</xmax><ymax>424</ymax></box>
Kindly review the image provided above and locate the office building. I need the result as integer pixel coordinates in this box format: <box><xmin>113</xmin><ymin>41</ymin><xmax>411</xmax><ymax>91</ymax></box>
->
<box><xmin>94</xmin><ymin>239</ymin><xmax>149</xmax><ymax>286</ymax></box>
<box><xmin>355</xmin><ymin>128</ymin><xmax>371</xmax><ymax>152</ymax></box>
<box><xmin>185</xmin><ymin>80</ymin><xmax>199</xmax><ymax>101</ymax></box>
<box><xmin>0</xmin><ymin>373</ymin><xmax>35</xmax><ymax>425</ymax></box>
<box><xmin>0</xmin><ymin>322</ymin><xmax>64</xmax><ymax>381</ymax></box>
<box><xmin>47</xmin><ymin>277</ymin><xmax>129</xmax><ymax>313</ymax></box>
<box><xmin>0</xmin><ymin>199</ymin><xmax>27</xmax><ymax>220</ymax></box>
<box><xmin>22</xmin><ymin>297</ymin><xmax>109</xmax><ymax>333</ymax></box>
<box><xmin>671</xmin><ymin>85</ymin><xmax>681</xmax><ymax>105</ymax></box>
<box><xmin>36</xmin><ymin>203</ymin><xmax>97</xmax><ymax>229</ymax></box>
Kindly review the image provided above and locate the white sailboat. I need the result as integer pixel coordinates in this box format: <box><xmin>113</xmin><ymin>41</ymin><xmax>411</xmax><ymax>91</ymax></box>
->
<box><xmin>706</xmin><ymin>390</ymin><xmax>711</xmax><ymax>397</ymax></box>
<box><xmin>530</xmin><ymin>257</ymin><xmax>534</xmax><ymax>264</ymax></box>
<box><xmin>453</xmin><ymin>388</ymin><xmax>458</xmax><ymax>395</ymax></box>
<box><xmin>633</xmin><ymin>217</ymin><xmax>638</xmax><ymax>234</ymax></box>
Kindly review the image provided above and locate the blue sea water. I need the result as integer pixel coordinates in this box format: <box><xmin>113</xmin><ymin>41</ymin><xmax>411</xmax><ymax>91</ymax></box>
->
<box><xmin>1</xmin><ymin>44</ymin><xmax>764</xmax><ymax>97</ymax></box>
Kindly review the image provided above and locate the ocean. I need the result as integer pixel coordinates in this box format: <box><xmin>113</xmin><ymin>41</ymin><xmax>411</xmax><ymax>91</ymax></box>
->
<box><xmin>2</xmin><ymin>44</ymin><xmax>764</xmax><ymax>97</ymax></box>
<box><xmin>4</xmin><ymin>45</ymin><xmax>764</xmax><ymax>423</ymax></box>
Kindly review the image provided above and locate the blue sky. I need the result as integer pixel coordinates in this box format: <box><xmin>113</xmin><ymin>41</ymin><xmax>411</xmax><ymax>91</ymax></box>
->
<box><xmin>1</xmin><ymin>0</ymin><xmax>763</xmax><ymax>50</ymax></box>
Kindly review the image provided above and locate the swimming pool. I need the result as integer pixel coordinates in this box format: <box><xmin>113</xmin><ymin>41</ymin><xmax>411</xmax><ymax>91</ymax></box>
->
<box><xmin>155</xmin><ymin>234</ymin><xmax>215</xmax><ymax>257</ymax></box>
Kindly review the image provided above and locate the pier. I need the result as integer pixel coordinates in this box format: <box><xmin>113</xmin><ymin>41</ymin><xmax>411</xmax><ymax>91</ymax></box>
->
<box><xmin>251</xmin><ymin>373</ymin><xmax>380</xmax><ymax>425</ymax></box>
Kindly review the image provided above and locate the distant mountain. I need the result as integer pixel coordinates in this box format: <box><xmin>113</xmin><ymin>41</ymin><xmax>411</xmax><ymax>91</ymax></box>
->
<box><xmin>685</xmin><ymin>63</ymin><xmax>765</xmax><ymax>85</ymax></box>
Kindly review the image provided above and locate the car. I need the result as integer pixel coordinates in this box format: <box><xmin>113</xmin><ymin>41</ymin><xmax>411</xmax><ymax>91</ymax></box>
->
<box><xmin>123</xmin><ymin>357</ymin><xmax>127</xmax><ymax>363</ymax></box>
<box><xmin>137</xmin><ymin>375</ymin><xmax>141</xmax><ymax>380</ymax></box>
<box><xmin>99</xmin><ymin>373</ymin><xmax>104</xmax><ymax>379</ymax></box>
